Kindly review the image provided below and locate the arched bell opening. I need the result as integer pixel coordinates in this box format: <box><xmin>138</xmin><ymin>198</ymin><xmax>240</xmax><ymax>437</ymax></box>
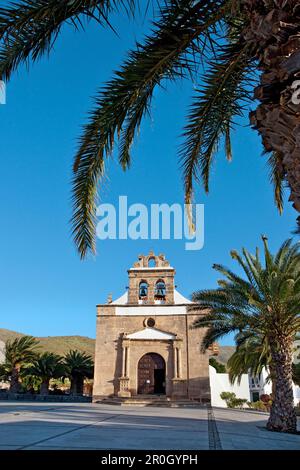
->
<box><xmin>154</xmin><ymin>279</ymin><xmax>166</xmax><ymax>301</ymax></box>
<box><xmin>139</xmin><ymin>280</ymin><xmax>148</xmax><ymax>300</ymax></box>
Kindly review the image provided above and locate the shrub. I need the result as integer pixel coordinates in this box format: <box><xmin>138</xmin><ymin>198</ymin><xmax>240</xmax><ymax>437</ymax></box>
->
<box><xmin>259</xmin><ymin>394</ymin><xmax>272</xmax><ymax>411</ymax></box>
<box><xmin>231</xmin><ymin>398</ymin><xmax>248</xmax><ymax>409</ymax></box>
<box><xmin>248</xmin><ymin>400</ymin><xmax>269</xmax><ymax>411</ymax></box>
<box><xmin>220</xmin><ymin>392</ymin><xmax>247</xmax><ymax>408</ymax></box>
<box><xmin>220</xmin><ymin>391</ymin><xmax>235</xmax><ymax>403</ymax></box>
<box><xmin>260</xmin><ymin>394</ymin><xmax>271</xmax><ymax>403</ymax></box>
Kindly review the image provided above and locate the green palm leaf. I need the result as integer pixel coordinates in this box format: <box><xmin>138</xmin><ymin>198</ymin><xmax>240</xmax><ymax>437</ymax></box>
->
<box><xmin>0</xmin><ymin>0</ymin><xmax>137</xmax><ymax>80</ymax></box>
<box><xmin>72</xmin><ymin>0</ymin><xmax>230</xmax><ymax>257</ymax></box>
<box><xmin>192</xmin><ymin>236</ymin><xmax>300</xmax><ymax>432</ymax></box>
<box><xmin>265</xmin><ymin>150</ymin><xmax>284</xmax><ymax>214</ymax></box>
<box><xmin>181</xmin><ymin>40</ymin><xmax>255</xmax><ymax>210</ymax></box>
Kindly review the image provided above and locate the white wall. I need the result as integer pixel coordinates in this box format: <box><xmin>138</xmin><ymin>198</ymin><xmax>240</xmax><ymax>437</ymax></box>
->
<box><xmin>209</xmin><ymin>365</ymin><xmax>250</xmax><ymax>407</ymax></box>
<box><xmin>249</xmin><ymin>368</ymin><xmax>272</xmax><ymax>400</ymax></box>
<box><xmin>293</xmin><ymin>383</ymin><xmax>300</xmax><ymax>406</ymax></box>
<box><xmin>293</xmin><ymin>340</ymin><xmax>300</xmax><ymax>364</ymax></box>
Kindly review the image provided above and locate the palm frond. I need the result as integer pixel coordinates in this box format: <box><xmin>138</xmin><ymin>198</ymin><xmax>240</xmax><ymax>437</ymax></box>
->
<box><xmin>264</xmin><ymin>150</ymin><xmax>285</xmax><ymax>214</ymax></box>
<box><xmin>5</xmin><ymin>335</ymin><xmax>40</xmax><ymax>366</ymax></box>
<box><xmin>181</xmin><ymin>40</ymin><xmax>254</xmax><ymax>211</ymax></box>
<box><xmin>192</xmin><ymin>237</ymin><xmax>300</xmax><ymax>356</ymax></box>
<box><xmin>72</xmin><ymin>0</ymin><xmax>230</xmax><ymax>257</ymax></box>
<box><xmin>227</xmin><ymin>332</ymin><xmax>271</xmax><ymax>385</ymax></box>
<box><xmin>0</xmin><ymin>0</ymin><xmax>137</xmax><ymax>81</ymax></box>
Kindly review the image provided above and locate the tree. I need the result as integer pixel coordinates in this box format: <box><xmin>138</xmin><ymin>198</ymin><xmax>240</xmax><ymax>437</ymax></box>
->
<box><xmin>0</xmin><ymin>336</ymin><xmax>39</xmax><ymax>393</ymax></box>
<box><xmin>20</xmin><ymin>374</ymin><xmax>42</xmax><ymax>394</ymax></box>
<box><xmin>209</xmin><ymin>357</ymin><xmax>226</xmax><ymax>373</ymax></box>
<box><xmin>26</xmin><ymin>352</ymin><xmax>65</xmax><ymax>395</ymax></box>
<box><xmin>191</xmin><ymin>236</ymin><xmax>300</xmax><ymax>434</ymax></box>
<box><xmin>1</xmin><ymin>1</ymin><xmax>300</xmax><ymax>257</ymax></box>
<box><xmin>227</xmin><ymin>333</ymin><xmax>271</xmax><ymax>381</ymax></box>
<box><xmin>227</xmin><ymin>332</ymin><xmax>278</xmax><ymax>397</ymax></box>
<box><xmin>64</xmin><ymin>350</ymin><xmax>94</xmax><ymax>396</ymax></box>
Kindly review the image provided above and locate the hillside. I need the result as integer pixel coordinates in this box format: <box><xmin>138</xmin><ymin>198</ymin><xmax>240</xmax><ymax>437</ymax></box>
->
<box><xmin>0</xmin><ymin>328</ymin><xmax>234</xmax><ymax>364</ymax></box>
<box><xmin>216</xmin><ymin>345</ymin><xmax>236</xmax><ymax>365</ymax></box>
<box><xmin>0</xmin><ymin>328</ymin><xmax>95</xmax><ymax>358</ymax></box>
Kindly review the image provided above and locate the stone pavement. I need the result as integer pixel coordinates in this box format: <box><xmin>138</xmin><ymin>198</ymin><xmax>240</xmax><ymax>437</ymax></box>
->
<box><xmin>212</xmin><ymin>407</ymin><xmax>300</xmax><ymax>450</ymax></box>
<box><xmin>0</xmin><ymin>401</ymin><xmax>299</xmax><ymax>450</ymax></box>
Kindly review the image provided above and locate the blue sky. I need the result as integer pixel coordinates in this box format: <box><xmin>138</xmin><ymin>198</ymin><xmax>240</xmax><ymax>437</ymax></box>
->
<box><xmin>0</xmin><ymin>7</ymin><xmax>296</xmax><ymax>345</ymax></box>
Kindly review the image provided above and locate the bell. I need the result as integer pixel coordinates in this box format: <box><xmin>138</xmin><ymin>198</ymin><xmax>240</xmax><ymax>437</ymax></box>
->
<box><xmin>156</xmin><ymin>288</ymin><xmax>165</xmax><ymax>297</ymax></box>
<box><xmin>140</xmin><ymin>287</ymin><xmax>147</xmax><ymax>297</ymax></box>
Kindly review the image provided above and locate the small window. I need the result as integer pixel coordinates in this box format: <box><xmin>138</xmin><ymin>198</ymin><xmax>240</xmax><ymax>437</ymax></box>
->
<box><xmin>155</xmin><ymin>280</ymin><xmax>166</xmax><ymax>299</ymax></box>
<box><xmin>139</xmin><ymin>281</ymin><xmax>148</xmax><ymax>299</ymax></box>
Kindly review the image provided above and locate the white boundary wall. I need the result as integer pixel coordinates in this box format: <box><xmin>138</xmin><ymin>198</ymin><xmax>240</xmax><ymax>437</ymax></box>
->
<box><xmin>209</xmin><ymin>365</ymin><xmax>250</xmax><ymax>407</ymax></box>
<box><xmin>293</xmin><ymin>383</ymin><xmax>300</xmax><ymax>406</ymax></box>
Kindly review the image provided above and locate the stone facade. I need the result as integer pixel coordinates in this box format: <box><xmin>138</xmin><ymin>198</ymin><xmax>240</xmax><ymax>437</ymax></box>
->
<box><xmin>93</xmin><ymin>252</ymin><xmax>211</xmax><ymax>402</ymax></box>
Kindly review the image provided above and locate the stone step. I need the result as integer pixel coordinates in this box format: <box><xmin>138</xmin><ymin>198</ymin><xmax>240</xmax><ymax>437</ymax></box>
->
<box><xmin>95</xmin><ymin>396</ymin><xmax>205</xmax><ymax>408</ymax></box>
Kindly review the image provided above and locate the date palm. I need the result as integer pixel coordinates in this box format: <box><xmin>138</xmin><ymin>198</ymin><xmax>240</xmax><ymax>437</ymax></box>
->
<box><xmin>0</xmin><ymin>336</ymin><xmax>39</xmax><ymax>393</ymax></box>
<box><xmin>26</xmin><ymin>352</ymin><xmax>65</xmax><ymax>395</ymax></box>
<box><xmin>227</xmin><ymin>333</ymin><xmax>272</xmax><ymax>385</ymax></box>
<box><xmin>191</xmin><ymin>236</ymin><xmax>300</xmax><ymax>433</ymax></box>
<box><xmin>1</xmin><ymin>1</ymin><xmax>300</xmax><ymax>257</ymax></box>
<box><xmin>64</xmin><ymin>350</ymin><xmax>94</xmax><ymax>396</ymax></box>
<box><xmin>227</xmin><ymin>332</ymin><xmax>279</xmax><ymax>399</ymax></box>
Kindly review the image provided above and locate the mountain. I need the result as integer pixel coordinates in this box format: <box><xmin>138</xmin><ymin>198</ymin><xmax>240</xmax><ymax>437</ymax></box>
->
<box><xmin>216</xmin><ymin>345</ymin><xmax>236</xmax><ymax>365</ymax></box>
<box><xmin>0</xmin><ymin>328</ymin><xmax>95</xmax><ymax>358</ymax></box>
<box><xmin>0</xmin><ymin>328</ymin><xmax>234</xmax><ymax>364</ymax></box>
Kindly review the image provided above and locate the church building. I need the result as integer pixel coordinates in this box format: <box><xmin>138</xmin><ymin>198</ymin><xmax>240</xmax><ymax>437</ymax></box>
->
<box><xmin>93</xmin><ymin>252</ymin><xmax>213</xmax><ymax>403</ymax></box>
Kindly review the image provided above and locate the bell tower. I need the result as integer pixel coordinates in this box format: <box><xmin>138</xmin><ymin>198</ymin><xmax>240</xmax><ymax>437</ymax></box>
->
<box><xmin>127</xmin><ymin>251</ymin><xmax>175</xmax><ymax>305</ymax></box>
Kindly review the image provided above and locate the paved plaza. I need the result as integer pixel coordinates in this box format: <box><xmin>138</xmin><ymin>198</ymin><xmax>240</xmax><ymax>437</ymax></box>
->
<box><xmin>0</xmin><ymin>401</ymin><xmax>299</xmax><ymax>450</ymax></box>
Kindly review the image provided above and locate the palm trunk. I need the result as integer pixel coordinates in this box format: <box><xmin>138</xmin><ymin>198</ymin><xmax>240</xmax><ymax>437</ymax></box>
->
<box><xmin>9</xmin><ymin>367</ymin><xmax>20</xmax><ymax>393</ymax></box>
<box><xmin>70</xmin><ymin>377</ymin><xmax>77</xmax><ymax>396</ymax></box>
<box><xmin>241</xmin><ymin>0</ymin><xmax>300</xmax><ymax>228</ymax></box>
<box><xmin>40</xmin><ymin>379</ymin><xmax>50</xmax><ymax>395</ymax></box>
<box><xmin>70</xmin><ymin>376</ymin><xmax>83</xmax><ymax>396</ymax></box>
<box><xmin>267</xmin><ymin>337</ymin><xmax>297</xmax><ymax>433</ymax></box>
<box><xmin>77</xmin><ymin>378</ymin><xmax>84</xmax><ymax>396</ymax></box>
<box><xmin>268</xmin><ymin>363</ymin><xmax>276</xmax><ymax>398</ymax></box>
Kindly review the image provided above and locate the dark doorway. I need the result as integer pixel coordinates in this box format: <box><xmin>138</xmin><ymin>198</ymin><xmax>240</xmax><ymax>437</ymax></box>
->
<box><xmin>137</xmin><ymin>353</ymin><xmax>166</xmax><ymax>395</ymax></box>
<box><xmin>154</xmin><ymin>369</ymin><xmax>165</xmax><ymax>394</ymax></box>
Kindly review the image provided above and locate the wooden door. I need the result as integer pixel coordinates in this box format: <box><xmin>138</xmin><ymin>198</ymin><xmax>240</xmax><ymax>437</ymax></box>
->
<box><xmin>138</xmin><ymin>353</ymin><xmax>165</xmax><ymax>395</ymax></box>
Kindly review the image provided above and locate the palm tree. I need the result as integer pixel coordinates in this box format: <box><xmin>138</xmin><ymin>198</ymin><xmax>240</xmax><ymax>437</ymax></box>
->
<box><xmin>26</xmin><ymin>352</ymin><xmax>65</xmax><ymax>395</ymax></box>
<box><xmin>64</xmin><ymin>350</ymin><xmax>94</xmax><ymax>396</ymax></box>
<box><xmin>191</xmin><ymin>236</ymin><xmax>300</xmax><ymax>434</ymax></box>
<box><xmin>227</xmin><ymin>333</ymin><xmax>272</xmax><ymax>384</ymax></box>
<box><xmin>0</xmin><ymin>336</ymin><xmax>39</xmax><ymax>393</ymax></box>
<box><xmin>227</xmin><ymin>333</ymin><xmax>278</xmax><ymax>398</ymax></box>
<box><xmin>1</xmin><ymin>1</ymin><xmax>299</xmax><ymax>257</ymax></box>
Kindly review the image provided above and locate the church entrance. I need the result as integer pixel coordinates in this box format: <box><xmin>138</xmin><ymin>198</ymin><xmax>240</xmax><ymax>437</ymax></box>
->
<box><xmin>137</xmin><ymin>353</ymin><xmax>166</xmax><ymax>395</ymax></box>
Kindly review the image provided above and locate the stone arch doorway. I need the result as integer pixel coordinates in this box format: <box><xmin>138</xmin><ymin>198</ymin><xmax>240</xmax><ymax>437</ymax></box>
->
<box><xmin>137</xmin><ymin>353</ymin><xmax>166</xmax><ymax>395</ymax></box>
